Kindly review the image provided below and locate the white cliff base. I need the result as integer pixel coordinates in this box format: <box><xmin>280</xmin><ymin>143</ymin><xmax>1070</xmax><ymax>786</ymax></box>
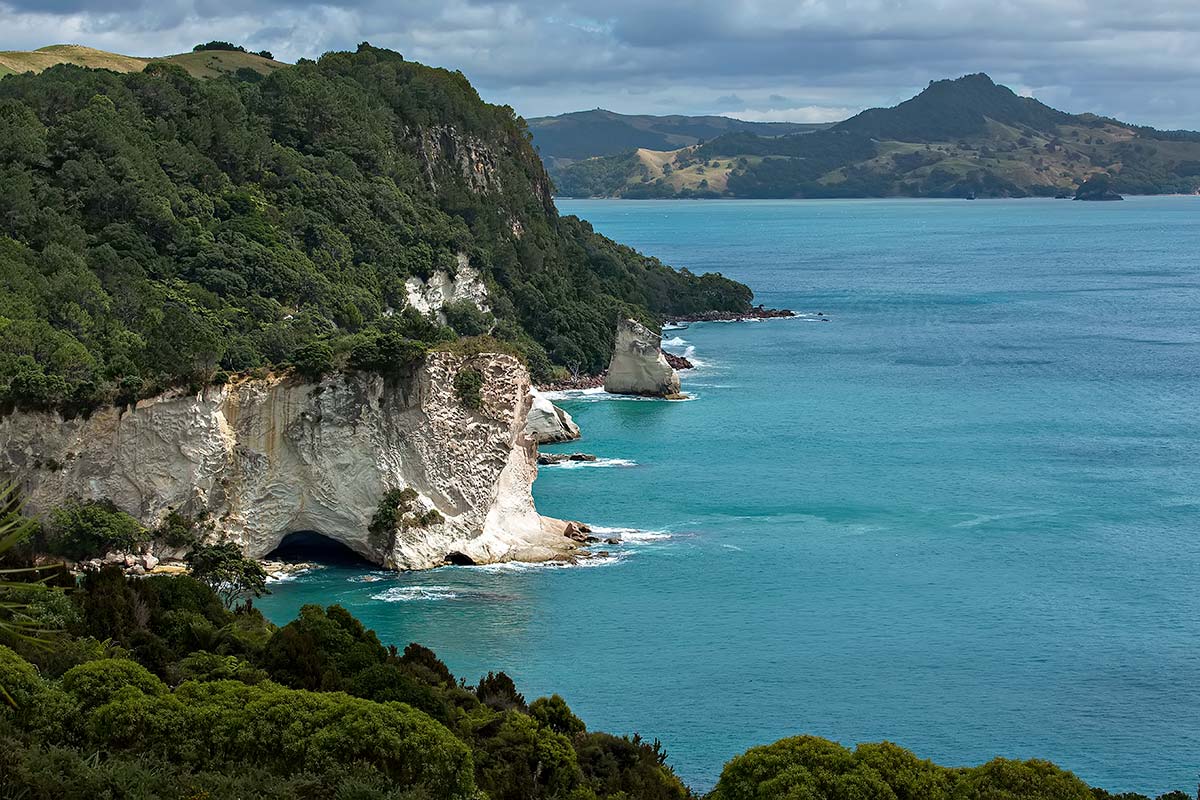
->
<box><xmin>523</xmin><ymin>391</ymin><xmax>581</xmax><ymax>444</ymax></box>
<box><xmin>603</xmin><ymin>318</ymin><xmax>682</xmax><ymax>398</ymax></box>
<box><xmin>0</xmin><ymin>353</ymin><xmax>581</xmax><ymax>571</ymax></box>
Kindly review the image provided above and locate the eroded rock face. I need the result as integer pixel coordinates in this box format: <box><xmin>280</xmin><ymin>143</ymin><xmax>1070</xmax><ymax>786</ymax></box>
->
<box><xmin>524</xmin><ymin>392</ymin><xmax>581</xmax><ymax>444</ymax></box>
<box><xmin>404</xmin><ymin>252</ymin><xmax>489</xmax><ymax>322</ymax></box>
<box><xmin>0</xmin><ymin>353</ymin><xmax>578</xmax><ymax>571</ymax></box>
<box><xmin>603</xmin><ymin>318</ymin><xmax>681</xmax><ymax>398</ymax></box>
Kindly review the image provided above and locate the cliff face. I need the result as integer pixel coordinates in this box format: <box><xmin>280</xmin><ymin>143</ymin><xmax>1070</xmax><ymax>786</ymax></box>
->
<box><xmin>604</xmin><ymin>319</ymin><xmax>682</xmax><ymax>398</ymax></box>
<box><xmin>0</xmin><ymin>353</ymin><xmax>578</xmax><ymax>570</ymax></box>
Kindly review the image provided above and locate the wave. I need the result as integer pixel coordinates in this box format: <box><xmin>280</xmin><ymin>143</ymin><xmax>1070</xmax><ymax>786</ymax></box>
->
<box><xmin>265</xmin><ymin>566</ymin><xmax>317</xmax><ymax>583</ymax></box>
<box><xmin>541</xmin><ymin>457</ymin><xmax>637</xmax><ymax>469</ymax></box>
<box><xmin>470</xmin><ymin>553</ymin><xmax>627</xmax><ymax>573</ymax></box>
<box><xmin>587</xmin><ymin>525</ymin><xmax>673</xmax><ymax>543</ymax></box>
<box><xmin>540</xmin><ymin>388</ymin><xmax>693</xmax><ymax>403</ymax></box>
<box><xmin>662</xmin><ymin>336</ymin><xmax>688</xmax><ymax>347</ymax></box>
<box><xmin>371</xmin><ymin>585</ymin><xmax>460</xmax><ymax>602</ymax></box>
<box><xmin>679</xmin><ymin>345</ymin><xmax>710</xmax><ymax>369</ymax></box>
<box><xmin>348</xmin><ymin>572</ymin><xmax>392</xmax><ymax>583</ymax></box>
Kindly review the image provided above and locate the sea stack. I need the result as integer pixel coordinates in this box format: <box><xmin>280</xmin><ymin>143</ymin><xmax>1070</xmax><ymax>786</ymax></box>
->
<box><xmin>524</xmin><ymin>391</ymin><xmax>582</xmax><ymax>444</ymax></box>
<box><xmin>603</xmin><ymin>318</ymin><xmax>682</xmax><ymax>398</ymax></box>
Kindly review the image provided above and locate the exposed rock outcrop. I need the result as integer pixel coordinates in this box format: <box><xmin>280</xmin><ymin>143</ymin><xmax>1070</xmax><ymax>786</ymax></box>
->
<box><xmin>603</xmin><ymin>318</ymin><xmax>682</xmax><ymax>398</ymax></box>
<box><xmin>537</xmin><ymin>453</ymin><xmax>596</xmax><ymax>465</ymax></box>
<box><xmin>0</xmin><ymin>353</ymin><xmax>580</xmax><ymax>571</ymax></box>
<box><xmin>524</xmin><ymin>391</ymin><xmax>581</xmax><ymax>444</ymax></box>
<box><xmin>404</xmin><ymin>252</ymin><xmax>489</xmax><ymax>322</ymax></box>
<box><xmin>663</xmin><ymin>351</ymin><xmax>694</xmax><ymax>371</ymax></box>
<box><xmin>665</xmin><ymin>305</ymin><xmax>795</xmax><ymax>323</ymax></box>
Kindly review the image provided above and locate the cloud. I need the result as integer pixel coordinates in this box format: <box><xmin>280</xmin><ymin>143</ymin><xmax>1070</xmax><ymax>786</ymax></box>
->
<box><xmin>5</xmin><ymin>0</ymin><xmax>1200</xmax><ymax>128</ymax></box>
<box><xmin>725</xmin><ymin>105</ymin><xmax>860</xmax><ymax>124</ymax></box>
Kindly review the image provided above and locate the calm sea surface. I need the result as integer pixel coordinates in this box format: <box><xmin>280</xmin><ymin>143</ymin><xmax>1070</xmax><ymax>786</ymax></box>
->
<box><xmin>258</xmin><ymin>197</ymin><xmax>1200</xmax><ymax>795</ymax></box>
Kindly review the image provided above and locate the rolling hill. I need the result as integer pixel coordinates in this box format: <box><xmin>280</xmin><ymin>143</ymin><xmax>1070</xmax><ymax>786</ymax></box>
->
<box><xmin>527</xmin><ymin>108</ymin><xmax>827</xmax><ymax>170</ymax></box>
<box><xmin>553</xmin><ymin>74</ymin><xmax>1200</xmax><ymax>199</ymax></box>
<box><xmin>0</xmin><ymin>43</ymin><xmax>286</xmax><ymax>80</ymax></box>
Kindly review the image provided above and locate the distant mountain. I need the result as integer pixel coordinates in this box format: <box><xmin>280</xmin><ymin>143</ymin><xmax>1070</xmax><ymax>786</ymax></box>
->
<box><xmin>526</xmin><ymin>109</ymin><xmax>827</xmax><ymax>168</ymax></box>
<box><xmin>0</xmin><ymin>44</ymin><xmax>286</xmax><ymax>80</ymax></box>
<box><xmin>554</xmin><ymin>74</ymin><xmax>1200</xmax><ymax>199</ymax></box>
<box><xmin>833</xmin><ymin>72</ymin><xmax>1071</xmax><ymax>141</ymax></box>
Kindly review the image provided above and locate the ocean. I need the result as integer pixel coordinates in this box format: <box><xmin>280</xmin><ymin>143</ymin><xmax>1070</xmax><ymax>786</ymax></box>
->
<box><xmin>257</xmin><ymin>196</ymin><xmax>1200</xmax><ymax>795</ymax></box>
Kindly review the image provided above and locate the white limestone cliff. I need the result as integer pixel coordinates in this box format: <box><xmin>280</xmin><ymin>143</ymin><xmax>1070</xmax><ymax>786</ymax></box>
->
<box><xmin>0</xmin><ymin>352</ymin><xmax>580</xmax><ymax>571</ymax></box>
<box><xmin>523</xmin><ymin>391</ymin><xmax>581</xmax><ymax>444</ymax></box>
<box><xmin>603</xmin><ymin>318</ymin><xmax>682</xmax><ymax>398</ymax></box>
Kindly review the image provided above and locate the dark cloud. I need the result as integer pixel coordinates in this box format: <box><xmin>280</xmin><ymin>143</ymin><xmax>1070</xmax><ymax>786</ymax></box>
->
<box><xmin>5</xmin><ymin>0</ymin><xmax>1200</xmax><ymax>128</ymax></box>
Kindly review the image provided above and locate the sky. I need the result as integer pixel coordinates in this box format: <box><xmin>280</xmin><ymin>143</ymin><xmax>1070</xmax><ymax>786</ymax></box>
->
<box><xmin>4</xmin><ymin>0</ymin><xmax>1200</xmax><ymax>129</ymax></box>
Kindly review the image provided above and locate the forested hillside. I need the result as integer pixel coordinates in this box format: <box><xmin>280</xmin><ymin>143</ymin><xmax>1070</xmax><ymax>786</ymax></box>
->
<box><xmin>554</xmin><ymin>74</ymin><xmax>1200</xmax><ymax>198</ymax></box>
<box><xmin>0</xmin><ymin>44</ymin><xmax>751</xmax><ymax>413</ymax></box>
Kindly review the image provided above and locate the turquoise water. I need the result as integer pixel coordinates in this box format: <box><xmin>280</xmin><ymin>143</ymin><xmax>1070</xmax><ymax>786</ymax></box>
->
<box><xmin>258</xmin><ymin>197</ymin><xmax>1200</xmax><ymax>795</ymax></box>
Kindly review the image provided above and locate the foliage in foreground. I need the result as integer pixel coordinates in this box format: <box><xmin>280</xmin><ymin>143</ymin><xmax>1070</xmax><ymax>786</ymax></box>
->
<box><xmin>0</xmin><ymin>566</ymin><xmax>1188</xmax><ymax>800</ymax></box>
<box><xmin>711</xmin><ymin>735</ymin><xmax>1191</xmax><ymax>800</ymax></box>
<box><xmin>0</xmin><ymin>567</ymin><xmax>689</xmax><ymax>799</ymax></box>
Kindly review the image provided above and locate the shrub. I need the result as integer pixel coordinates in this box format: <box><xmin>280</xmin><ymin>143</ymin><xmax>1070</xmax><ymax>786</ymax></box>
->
<box><xmin>453</xmin><ymin>367</ymin><xmax>484</xmax><ymax>410</ymax></box>
<box><xmin>443</xmin><ymin>300</ymin><xmax>494</xmax><ymax>337</ymax></box>
<box><xmin>476</xmin><ymin>671</ymin><xmax>526</xmax><ymax>711</ymax></box>
<box><xmin>530</xmin><ymin>694</ymin><xmax>585</xmax><ymax>736</ymax></box>
<box><xmin>61</xmin><ymin>658</ymin><xmax>166</xmax><ymax>709</ymax></box>
<box><xmin>193</xmin><ymin>40</ymin><xmax>247</xmax><ymax>53</ymax></box>
<box><xmin>290</xmin><ymin>340</ymin><xmax>335</xmax><ymax>380</ymax></box>
<box><xmin>153</xmin><ymin>510</ymin><xmax>209</xmax><ymax>549</ymax></box>
<box><xmin>47</xmin><ymin>500</ymin><xmax>147</xmax><ymax>560</ymax></box>
<box><xmin>348</xmin><ymin>663</ymin><xmax>452</xmax><ymax>723</ymax></box>
<box><xmin>259</xmin><ymin>604</ymin><xmax>387</xmax><ymax>691</ymax></box>
<box><xmin>0</xmin><ymin>645</ymin><xmax>43</xmax><ymax>709</ymax></box>
<box><xmin>173</xmin><ymin>651</ymin><xmax>267</xmax><ymax>685</ymax></box>
<box><xmin>85</xmin><ymin>679</ymin><xmax>478</xmax><ymax>795</ymax></box>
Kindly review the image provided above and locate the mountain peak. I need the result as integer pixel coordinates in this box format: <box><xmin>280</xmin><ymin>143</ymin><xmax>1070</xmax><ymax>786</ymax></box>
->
<box><xmin>835</xmin><ymin>72</ymin><xmax>1066</xmax><ymax>141</ymax></box>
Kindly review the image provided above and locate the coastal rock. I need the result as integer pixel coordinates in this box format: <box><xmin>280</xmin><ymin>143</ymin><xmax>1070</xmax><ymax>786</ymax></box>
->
<box><xmin>666</xmin><ymin>305</ymin><xmax>795</xmax><ymax>323</ymax></box>
<box><xmin>524</xmin><ymin>392</ymin><xmax>581</xmax><ymax>444</ymax></box>
<box><xmin>537</xmin><ymin>453</ymin><xmax>597</xmax><ymax>465</ymax></box>
<box><xmin>603</xmin><ymin>318</ymin><xmax>681</xmax><ymax>398</ymax></box>
<box><xmin>0</xmin><ymin>353</ymin><xmax>580</xmax><ymax>571</ymax></box>
<box><xmin>663</xmin><ymin>351</ymin><xmax>693</xmax><ymax>370</ymax></box>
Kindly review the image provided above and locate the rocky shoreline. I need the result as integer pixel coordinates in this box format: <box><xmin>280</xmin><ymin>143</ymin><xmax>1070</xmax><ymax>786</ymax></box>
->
<box><xmin>666</xmin><ymin>304</ymin><xmax>795</xmax><ymax>323</ymax></box>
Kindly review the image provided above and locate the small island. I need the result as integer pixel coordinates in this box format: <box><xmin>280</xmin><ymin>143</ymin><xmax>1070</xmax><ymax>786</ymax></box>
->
<box><xmin>1074</xmin><ymin>175</ymin><xmax>1124</xmax><ymax>201</ymax></box>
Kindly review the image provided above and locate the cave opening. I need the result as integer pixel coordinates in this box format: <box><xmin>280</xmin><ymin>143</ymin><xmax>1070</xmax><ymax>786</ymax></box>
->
<box><xmin>266</xmin><ymin>531</ymin><xmax>374</xmax><ymax>567</ymax></box>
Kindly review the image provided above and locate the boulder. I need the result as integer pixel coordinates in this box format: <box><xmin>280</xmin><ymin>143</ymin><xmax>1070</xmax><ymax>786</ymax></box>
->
<box><xmin>524</xmin><ymin>392</ymin><xmax>581</xmax><ymax>444</ymax></box>
<box><xmin>603</xmin><ymin>318</ymin><xmax>682</xmax><ymax>398</ymax></box>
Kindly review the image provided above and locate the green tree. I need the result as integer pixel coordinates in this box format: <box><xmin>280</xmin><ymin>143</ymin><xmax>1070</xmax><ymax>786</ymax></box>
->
<box><xmin>183</xmin><ymin>541</ymin><xmax>267</xmax><ymax>610</ymax></box>
<box><xmin>47</xmin><ymin>499</ymin><xmax>147</xmax><ymax>560</ymax></box>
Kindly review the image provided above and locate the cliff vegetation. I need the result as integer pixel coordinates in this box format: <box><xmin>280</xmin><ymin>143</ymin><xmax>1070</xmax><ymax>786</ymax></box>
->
<box><xmin>0</xmin><ymin>44</ymin><xmax>751</xmax><ymax>414</ymax></box>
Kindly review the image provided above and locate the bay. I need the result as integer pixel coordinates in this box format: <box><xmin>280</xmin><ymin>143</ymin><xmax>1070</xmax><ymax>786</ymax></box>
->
<box><xmin>258</xmin><ymin>197</ymin><xmax>1200</xmax><ymax>795</ymax></box>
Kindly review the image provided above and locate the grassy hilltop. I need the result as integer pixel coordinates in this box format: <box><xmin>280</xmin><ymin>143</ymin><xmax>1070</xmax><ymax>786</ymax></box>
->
<box><xmin>0</xmin><ymin>43</ymin><xmax>286</xmax><ymax>80</ymax></box>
